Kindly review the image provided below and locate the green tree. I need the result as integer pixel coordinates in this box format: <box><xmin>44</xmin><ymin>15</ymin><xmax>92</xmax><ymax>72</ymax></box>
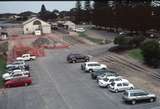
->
<box><xmin>75</xmin><ymin>1</ymin><xmax>82</xmax><ymax>24</ymax></box>
<box><xmin>140</xmin><ymin>39</ymin><xmax>160</xmax><ymax>67</ymax></box>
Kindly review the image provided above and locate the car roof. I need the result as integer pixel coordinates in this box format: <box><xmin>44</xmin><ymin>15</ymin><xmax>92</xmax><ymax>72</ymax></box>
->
<box><xmin>69</xmin><ymin>53</ymin><xmax>84</xmax><ymax>56</ymax></box>
<box><xmin>125</xmin><ymin>89</ymin><xmax>145</xmax><ymax>93</ymax></box>
<box><xmin>85</xmin><ymin>61</ymin><xmax>99</xmax><ymax>64</ymax></box>
<box><xmin>107</xmin><ymin>76</ymin><xmax>119</xmax><ymax>79</ymax></box>
<box><xmin>112</xmin><ymin>80</ymin><xmax>129</xmax><ymax>84</ymax></box>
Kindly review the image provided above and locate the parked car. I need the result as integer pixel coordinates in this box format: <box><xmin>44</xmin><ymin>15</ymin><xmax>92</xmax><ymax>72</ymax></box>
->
<box><xmin>108</xmin><ymin>81</ymin><xmax>134</xmax><ymax>93</ymax></box>
<box><xmin>81</xmin><ymin>62</ymin><xmax>107</xmax><ymax>73</ymax></box>
<box><xmin>7</xmin><ymin>65</ymin><xmax>30</xmax><ymax>73</ymax></box>
<box><xmin>96</xmin><ymin>70</ymin><xmax>119</xmax><ymax>80</ymax></box>
<box><xmin>122</xmin><ymin>89</ymin><xmax>156</xmax><ymax>104</ymax></box>
<box><xmin>98</xmin><ymin>76</ymin><xmax>127</xmax><ymax>88</ymax></box>
<box><xmin>2</xmin><ymin>70</ymin><xmax>30</xmax><ymax>81</ymax></box>
<box><xmin>16</xmin><ymin>54</ymin><xmax>36</xmax><ymax>61</ymax></box>
<box><xmin>67</xmin><ymin>53</ymin><xmax>89</xmax><ymax>63</ymax></box>
<box><xmin>73</xmin><ymin>28</ymin><xmax>85</xmax><ymax>32</ymax></box>
<box><xmin>91</xmin><ymin>69</ymin><xmax>108</xmax><ymax>79</ymax></box>
<box><xmin>6</xmin><ymin>60</ymin><xmax>26</xmax><ymax>68</ymax></box>
<box><xmin>4</xmin><ymin>77</ymin><xmax>32</xmax><ymax>88</ymax></box>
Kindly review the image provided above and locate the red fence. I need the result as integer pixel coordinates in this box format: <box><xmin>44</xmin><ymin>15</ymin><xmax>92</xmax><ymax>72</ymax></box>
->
<box><xmin>7</xmin><ymin>45</ymin><xmax>45</xmax><ymax>63</ymax></box>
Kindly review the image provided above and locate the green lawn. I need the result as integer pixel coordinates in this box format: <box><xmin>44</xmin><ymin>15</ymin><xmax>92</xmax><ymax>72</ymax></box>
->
<box><xmin>128</xmin><ymin>48</ymin><xmax>144</xmax><ymax>61</ymax></box>
<box><xmin>78</xmin><ymin>32</ymin><xmax>108</xmax><ymax>45</ymax></box>
<box><xmin>0</xmin><ymin>57</ymin><xmax>6</xmax><ymax>87</ymax></box>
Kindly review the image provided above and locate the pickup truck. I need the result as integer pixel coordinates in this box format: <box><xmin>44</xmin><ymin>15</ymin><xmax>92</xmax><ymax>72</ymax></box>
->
<box><xmin>16</xmin><ymin>54</ymin><xmax>36</xmax><ymax>61</ymax></box>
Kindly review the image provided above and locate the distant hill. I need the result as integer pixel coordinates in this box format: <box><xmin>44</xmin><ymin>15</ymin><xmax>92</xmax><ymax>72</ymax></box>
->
<box><xmin>0</xmin><ymin>13</ymin><xmax>17</xmax><ymax>18</ymax></box>
<box><xmin>18</xmin><ymin>11</ymin><xmax>37</xmax><ymax>17</ymax></box>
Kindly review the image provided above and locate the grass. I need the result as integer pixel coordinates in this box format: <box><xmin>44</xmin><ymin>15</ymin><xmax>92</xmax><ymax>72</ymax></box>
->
<box><xmin>78</xmin><ymin>32</ymin><xmax>109</xmax><ymax>45</ymax></box>
<box><xmin>128</xmin><ymin>48</ymin><xmax>144</xmax><ymax>61</ymax></box>
<box><xmin>0</xmin><ymin>57</ymin><xmax>6</xmax><ymax>87</ymax></box>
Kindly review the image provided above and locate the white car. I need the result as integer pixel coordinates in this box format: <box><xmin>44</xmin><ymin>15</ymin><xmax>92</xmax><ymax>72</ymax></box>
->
<box><xmin>16</xmin><ymin>54</ymin><xmax>36</xmax><ymax>61</ymax></box>
<box><xmin>108</xmin><ymin>81</ymin><xmax>134</xmax><ymax>93</ymax></box>
<box><xmin>98</xmin><ymin>76</ymin><xmax>127</xmax><ymax>88</ymax></box>
<box><xmin>6</xmin><ymin>60</ymin><xmax>26</xmax><ymax>68</ymax></box>
<box><xmin>2</xmin><ymin>70</ymin><xmax>30</xmax><ymax>81</ymax></box>
<box><xmin>73</xmin><ymin>28</ymin><xmax>85</xmax><ymax>32</ymax></box>
<box><xmin>81</xmin><ymin>62</ymin><xmax>107</xmax><ymax>72</ymax></box>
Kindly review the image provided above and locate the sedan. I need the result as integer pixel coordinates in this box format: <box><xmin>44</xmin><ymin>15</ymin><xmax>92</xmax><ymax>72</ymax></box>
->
<box><xmin>4</xmin><ymin>77</ymin><xmax>32</xmax><ymax>88</ymax></box>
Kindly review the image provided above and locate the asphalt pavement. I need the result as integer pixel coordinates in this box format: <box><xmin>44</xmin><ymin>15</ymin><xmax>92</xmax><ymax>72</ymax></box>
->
<box><xmin>0</xmin><ymin>44</ymin><xmax>160</xmax><ymax>109</ymax></box>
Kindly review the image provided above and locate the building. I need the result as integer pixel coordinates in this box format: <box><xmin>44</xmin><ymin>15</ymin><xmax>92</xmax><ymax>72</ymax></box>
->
<box><xmin>0</xmin><ymin>32</ymin><xmax>8</xmax><ymax>40</ymax></box>
<box><xmin>23</xmin><ymin>17</ymin><xmax>51</xmax><ymax>34</ymax></box>
<box><xmin>63</xmin><ymin>21</ymin><xmax>76</xmax><ymax>30</ymax></box>
<box><xmin>56</xmin><ymin>20</ymin><xmax>76</xmax><ymax>30</ymax></box>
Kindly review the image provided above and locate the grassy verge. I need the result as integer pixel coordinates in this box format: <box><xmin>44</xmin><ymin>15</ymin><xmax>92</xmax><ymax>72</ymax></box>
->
<box><xmin>78</xmin><ymin>32</ymin><xmax>109</xmax><ymax>45</ymax></box>
<box><xmin>128</xmin><ymin>48</ymin><xmax>144</xmax><ymax>61</ymax></box>
<box><xmin>0</xmin><ymin>57</ymin><xmax>6</xmax><ymax>87</ymax></box>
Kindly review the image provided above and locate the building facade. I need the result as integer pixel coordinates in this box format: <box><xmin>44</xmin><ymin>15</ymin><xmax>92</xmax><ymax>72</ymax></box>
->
<box><xmin>23</xmin><ymin>17</ymin><xmax>51</xmax><ymax>34</ymax></box>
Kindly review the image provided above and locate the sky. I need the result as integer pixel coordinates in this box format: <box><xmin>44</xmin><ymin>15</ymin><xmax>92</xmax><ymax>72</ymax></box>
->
<box><xmin>0</xmin><ymin>1</ymin><xmax>76</xmax><ymax>14</ymax></box>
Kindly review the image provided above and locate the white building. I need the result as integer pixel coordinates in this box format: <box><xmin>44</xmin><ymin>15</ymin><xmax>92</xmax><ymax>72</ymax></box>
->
<box><xmin>23</xmin><ymin>17</ymin><xmax>51</xmax><ymax>34</ymax></box>
<box><xmin>0</xmin><ymin>32</ymin><xmax>8</xmax><ymax>40</ymax></box>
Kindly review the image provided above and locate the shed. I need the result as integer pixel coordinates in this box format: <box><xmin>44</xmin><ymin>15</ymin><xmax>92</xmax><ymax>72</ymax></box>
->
<box><xmin>23</xmin><ymin>17</ymin><xmax>51</xmax><ymax>34</ymax></box>
<box><xmin>63</xmin><ymin>21</ymin><xmax>76</xmax><ymax>30</ymax></box>
<box><xmin>0</xmin><ymin>32</ymin><xmax>8</xmax><ymax>40</ymax></box>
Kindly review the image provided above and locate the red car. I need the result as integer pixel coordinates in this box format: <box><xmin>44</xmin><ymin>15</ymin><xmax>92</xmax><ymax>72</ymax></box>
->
<box><xmin>4</xmin><ymin>77</ymin><xmax>32</xmax><ymax>88</ymax></box>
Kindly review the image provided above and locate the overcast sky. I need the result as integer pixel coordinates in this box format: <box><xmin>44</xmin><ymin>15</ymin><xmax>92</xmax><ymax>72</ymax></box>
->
<box><xmin>0</xmin><ymin>1</ymin><xmax>76</xmax><ymax>14</ymax></box>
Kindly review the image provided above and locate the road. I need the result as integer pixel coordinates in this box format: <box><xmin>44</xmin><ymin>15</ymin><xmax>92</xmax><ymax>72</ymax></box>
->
<box><xmin>0</xmin><ymin>44</ymin><xmax>160</xmax><ymax>109</ymax></box>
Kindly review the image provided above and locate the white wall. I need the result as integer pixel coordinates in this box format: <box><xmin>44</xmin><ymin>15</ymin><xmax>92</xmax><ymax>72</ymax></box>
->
<box><xmin>23</xmin><ymin>19</ymin><xmax>51</xmax><ymax>34</ymax></box>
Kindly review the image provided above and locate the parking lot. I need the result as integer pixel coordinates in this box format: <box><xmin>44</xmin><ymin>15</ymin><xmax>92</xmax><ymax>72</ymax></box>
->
<box><xmin>0</xmin><ymin>44</ymin><xmax>160</xmax><ymax>109</ymax></box>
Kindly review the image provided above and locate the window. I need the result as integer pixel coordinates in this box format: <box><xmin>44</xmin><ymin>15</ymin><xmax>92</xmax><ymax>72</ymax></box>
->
<box><xmin>33</xmin><ymin>20</ymin><xmax>41</xmax><ymax>25</ymax></box>
<box><xmin>117</xmin><ymin>83</ymin><xmax>122</xmax><ymax>87</ymax></box>
<box><xmin>123</xmin><ymin>83</ymin><xmax>129</xmax><ymax>86</ymax></box>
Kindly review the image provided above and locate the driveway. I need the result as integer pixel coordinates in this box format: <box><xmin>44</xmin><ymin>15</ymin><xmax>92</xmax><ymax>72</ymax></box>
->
<box><xmin>0</xmin><ymin>44</ymin><xmax>160</xmax><ymax>109</ymax></box>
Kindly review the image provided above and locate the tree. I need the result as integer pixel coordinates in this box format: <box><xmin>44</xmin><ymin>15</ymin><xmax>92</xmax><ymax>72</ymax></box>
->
<box><xmin>84</xmin><ymin>0</ymin><xmax>92</xmax><ymax>24</ymax></box>
<box><xmin>38</xmin><ymin>4</ymin><xmax>52</xmax><ymax>21</ymax></box>
<box><xmin>40</xmin><ymin>4</ymin><xmax>47</xmax><ymax>13</ymax></box>
<box><xmin>140</xmin><ymin>39</ymin><xmax>160</xmax><ymax>67</ymax></box>
<box><xmin>75</xmin><ymin>1</ymin><xmax>82</xmax><ymax>24</ymax></box>
<box><xmin>84</xmin><ymin>0</ymin><xmax>91</xmax><ymax>11</ymax></box>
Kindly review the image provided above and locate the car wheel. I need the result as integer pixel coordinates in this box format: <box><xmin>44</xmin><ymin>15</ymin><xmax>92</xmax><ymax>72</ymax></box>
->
<box><xmin>89</xmin><ymin>69</ymin><xmax>93</xmax><ymax>73</ymax></box>
<box><xmin>115</xmin><ymin>89</ymin><xmax>118</xmax><ymax>93</ymax></box>
<box><xmin>131</xmin><ymin>100</ymin><xmax>136</xmax><ymax>105</ymax></box>
<box><xmin>25</xmin><ymin>83</ymin><xmax>28</xmax><ymax>86</ymax></box>
<box><xmin>102</xmin><ymin>68</ymin><xmax>106</xmax><ymax>70</ymax></box>
<box><xmin>85</xmin><ymin>59</ymin><xmax>89</xmax><ymax>62</ymax></box>
<box><xmin>72</xmin><ymin>60</ymin><xmax>76</xmax><ymax>63</ymax></box>
<box><xmin>130</xmin><ymin>87</ymin><xmax>133</xmax><ymax>90</ymax></box>
<box><xmin>150</xmin><ymin>98</ymin><xmax>154</xmax><ymax>102</ymax></box>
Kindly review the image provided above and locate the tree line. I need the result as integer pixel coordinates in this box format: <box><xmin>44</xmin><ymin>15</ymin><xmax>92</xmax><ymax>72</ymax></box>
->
<box><xmin>74</xmin><ymin>0</ymin><xmax>160</xmax><ymax>32</ymax></box>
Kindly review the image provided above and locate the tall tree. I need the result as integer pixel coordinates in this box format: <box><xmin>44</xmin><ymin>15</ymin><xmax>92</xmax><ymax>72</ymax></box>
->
<box><xmin>84</xmin><ymin>0</ymin><xmax>91</xmax><ymax>11</ymax></box>
<box><xmin>84</xmin><ymin>0</ymin><xmax>91</xmax><ymax>24</ymax></box>
<box><xmin>38</xmin><ymin>4</ymin><xmax>52</xmax><ymax>21</ymax></box>
<box><xmin>40</xmin><ymin>4</ymin><xmax>47</xmax><ymax>13</ymax></box>
<box><xmin>75</xmin><ymin>1</ymin><xmax>82</xmax><ymax>24</ymax></box>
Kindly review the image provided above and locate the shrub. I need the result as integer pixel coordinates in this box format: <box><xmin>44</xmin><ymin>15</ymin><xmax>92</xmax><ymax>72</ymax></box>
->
<box><xmin>33</xmin><ymin>38</ymin><xmax>51</xmax><ymax>47</ymax></box>
<box><xmin>0</xmin><ymin>41</ymin><xmax>8</xmax><ymax>53</ymax></box>
<box><xmin>140</xmin><ymin>39</ymin><xmax>160</xmax><ymax>67</ymax></box>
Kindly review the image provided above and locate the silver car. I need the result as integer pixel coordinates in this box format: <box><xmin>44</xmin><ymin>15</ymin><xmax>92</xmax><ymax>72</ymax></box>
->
<box><xmin>122</xmin><ymin>89</ymin><xmax>156</xmax><ymax>104</ymax></box>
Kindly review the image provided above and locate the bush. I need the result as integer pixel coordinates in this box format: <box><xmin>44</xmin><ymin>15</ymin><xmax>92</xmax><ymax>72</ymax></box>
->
<box><xmin>33</xmin><ymin>38</ymin><xmax>51</xmax><ymax>47</ymax></box>
<box><xmin>114</xmin><ymin>35</ymin><xmax>145</xmax><ymax>49</ymax></box>
<box><xmin>114</xmin><ymin>36</ymin><xmax>133</xmax><ymax>48</ymax></box>
<box><xmin>0</xmin><ymin>41</ymin><xmax>8</xmax><ymax>53</ymax></box>
<box><xmin>140</xmin><ymin>39</ymin><xmax>160</xmax><ymax>67</ymax></box>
